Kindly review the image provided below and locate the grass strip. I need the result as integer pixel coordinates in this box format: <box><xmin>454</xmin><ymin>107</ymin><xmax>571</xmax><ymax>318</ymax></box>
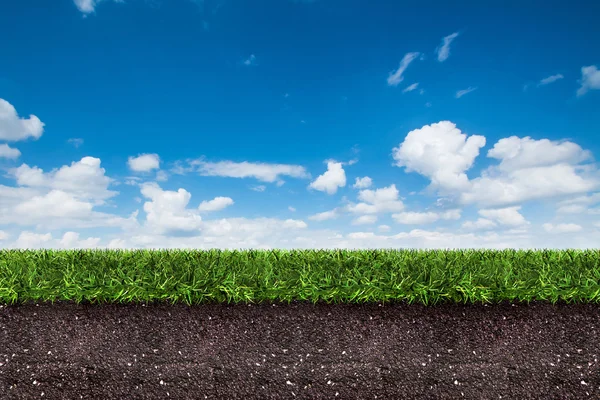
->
<box><xmin>0</xmin><ymin>248</ymin><xmax>599</xmax><ymax>305</ymax></box>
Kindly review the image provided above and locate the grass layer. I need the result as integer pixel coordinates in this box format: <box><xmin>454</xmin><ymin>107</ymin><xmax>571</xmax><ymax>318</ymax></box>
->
<box><xmin>1</xmin><ymin>249</ymin><xmax>600</xmax><ymax>305</ymax></box>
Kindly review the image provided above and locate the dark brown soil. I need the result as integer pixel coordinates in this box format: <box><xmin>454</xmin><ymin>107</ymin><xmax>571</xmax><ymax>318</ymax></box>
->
<box><xmin>0</xmin><ymin>300</ymin><xmax>599</xmax><ymax>399</ymax></box>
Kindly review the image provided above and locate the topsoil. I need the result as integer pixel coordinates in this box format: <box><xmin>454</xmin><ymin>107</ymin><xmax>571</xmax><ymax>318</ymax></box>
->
<box><xmin>0</xmin><ymin>300</ymin><xmax>599</xmax><ymax>399</ymax></box>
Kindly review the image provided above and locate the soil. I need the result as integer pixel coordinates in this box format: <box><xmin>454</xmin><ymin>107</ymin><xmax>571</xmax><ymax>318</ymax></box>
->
<box><xmin>0</xmin><ymin>300</ymin><xmax>599</xmax><ymax>399</ymax></box>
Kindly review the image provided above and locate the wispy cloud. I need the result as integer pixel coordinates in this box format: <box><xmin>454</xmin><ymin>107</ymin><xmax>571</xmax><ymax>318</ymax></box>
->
<box><xmin>243</xmin><ymin>54</ymin><xmax>258</xmax><ymax>66</ymax></box>
<box><xmin>436</xmin><ymin>32</ymin><xmax>459</xmax><ymax>62</ymax></box>
<box><xmin>455</xmin><ymin>86</ymin><xmax>477</xmax><ymax>98</ymax></box>
<box><xmin>250</xmin><ymin>185</ymin><xmax>266</xmax><ymax>192</ymax></box>
<box><xmin>402</xmin><ymin>83</ymin><xmax>419</xmax><ymax>93</ymax></box>
<box><xmin>191</xmin><ymin>159</ymin><xmax>310</xmax><ymax>183</ymax></box>
<box><xmin>538</xmin><ymin>74</ymin><xmax>564</xmax><ymax>87</ymax></box>
<box><xmin>577</xmin><ymin>65</ymin><xmax>600</xmax><ymax>97</ymax></box>
<box><xmin>387</xmin><ymin>52</ymin><xmax>420</xmax><ymax>87</ymax></box>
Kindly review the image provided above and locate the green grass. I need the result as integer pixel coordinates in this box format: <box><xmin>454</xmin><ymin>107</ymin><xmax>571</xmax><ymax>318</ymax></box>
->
<box><xmin>1</xmin><ymin>248</ymin><xmax>600</xmax><ymax>306</ymax></box>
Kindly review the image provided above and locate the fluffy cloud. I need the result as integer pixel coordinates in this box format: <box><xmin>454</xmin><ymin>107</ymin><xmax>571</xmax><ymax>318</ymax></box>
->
<box><xmin>378</xmin><ymin>225</ymin><xmax>391</xmax><ymax>232</ymax></box>
<box><xmin>0</xmin><ymin>99</ymin><xmax>44</xmax><ymax>141</ymax></box>
<box><xmin>190</xmin><ymin>159</ymin><xmax>309</xmax><ymax>183</ymax></box>
<box><xmin>392</xmin><ymin>209</ymin><xmax>461</xmax><ymax>225</ymax></box>
<box><xmin>387</xmin><ymin>52</ymin><xmax>420</xmax><ymax>87</ymax></box>
<box><xmin>351</xmin><ymin>215</ymin><xmax>378</xmax><ymax>225</ymax></box>
<box><xmin>577</xmin><ymin>65</ymin><xmax>600</xmax><ymax>97</ymax></box>
<box><xmin>309</xmin><ymin>161</ymin><xmax>346</xmax><ymax>194</ymax></box>
<box><xmin>346</xmin><ymin>184</ymin><xmax>405</xmax><ymax>214</ymax></box>
<box><xmin>10</xmin><ymin>156</ymin><xmax>117</xmax><ymax>203</ymax></box>
<box><xmin>393</xmin><ymin>121</ymin><xmax>486</xmax><ymax>192</ymax></box>
<box><xmin>308</xmin><ymin>209</ymin><xmax>339</xmax><ymax>221</ymax></box>
<box><xmin>462</xmin><ymin>164</ymin><xmax>598</xmax><ymax>207</ymax></box>
<box><xmin>59</xmin><ymin>231</ymin><xmax>102</xmax><ymax>249</ymax></box>
<box><xmin>14</xmin><ymin>190</ymin><xmax>93</xmax><ymax>219</ymax></box>
<box><xmin>394</xmin><ymin>121</ymin><xmax>599</xmax><ymax>208</ymax></box>
<box><xmin>352</xmin><ymin>176</ymin><xmax>372</xmax><ymax>189</ymax></box>
<box><xmin>140</xmin><ymin>182</ymin><xmax>203</xmax><ymax>235</ymax></box>
<box><xmin>456</xmin><ymin>86</ymin><xmax>477</xmax><ymax>98</ymax></box>
<box><xmin>128</xmin><ymin>153</ymin><xmax>161</xmax><ymax>172</ymax></box>
<box><xmin>542</xmin><ymin>223</ymin><xmax>583</xmax><ymax>234</ymax></box>
<box><xmin>198</xmin><ymin>196</ymin><xmax>234</xmax><ymax>212</ymax></box>
<box><xmin>461</xmin><ymin>218</ymin><xmax>497</xmax><ymax>231</ymax></box>
<box><xmin>12</xmin><ymin>232</ymin><xmax>52</xmax><ymax>249</ymax></box>
<box><xmin>487</xmin><ymin>136</ymin><xmax>591</xmax><ymax>172</ymax></box>
<box><xmin>0</xmin><ymin>144</ymin><xmax>21</xmax><ymax>159</ymax></box>
<box><xmin>555</xmin><ymin>192</ymin><xmax>600</xmax><ymax>214</ymax></box>
<box><xmin>436</xmin><ymin>32</ymin><xmax>459</xmax><ymax>62</ymax></box>
<box><xmin>478</xmin><ymin>206</ymin><xmax>528</xmax><ymax>226</ymax></box>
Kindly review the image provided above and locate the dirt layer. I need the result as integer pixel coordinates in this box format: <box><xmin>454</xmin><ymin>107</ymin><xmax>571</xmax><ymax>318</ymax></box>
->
<box><xmin>1</xmin><ymin>300</ymin><xmax>599</xmax><ymax>399</ymax></box>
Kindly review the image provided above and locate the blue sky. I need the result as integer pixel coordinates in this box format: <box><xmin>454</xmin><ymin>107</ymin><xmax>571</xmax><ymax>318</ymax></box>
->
<box><xmin>1</xmin><ymin>0</ymin><xmax>600</xmax><ymax>249</ymax></box>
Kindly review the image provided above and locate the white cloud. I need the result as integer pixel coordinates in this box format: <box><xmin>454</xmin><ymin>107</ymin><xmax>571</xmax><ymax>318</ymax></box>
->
<box><xmin>250</xmin><ymin>185</ymin><xmax>266</xmax><ymax>192</ymax></box>
<box><xmin>556</xmin><ymin>193</ymin><xmax>600</xmax><ymax>214</ymax></box>
<box><xmin>67</xmin><ymin>138</ymin><xmax>84</xmax><ymax>148</ymax></box>
<box><xmin>73</xmin><ymin>0</ymin><xmax>121</xmax><ymax>14</ymax></box>
<box><xmin>378</xmin><ymin>225</ymin><xmax>391</xmax><ymax>232</ymax></box>
<box><xmin>0</xmin><ymin>99</ymin><xmax>44</xmax><ymax>141</ymax></box>
<box><xmin>461</xmin><ymin>218</ymin><xmax>497</xmax><ymax>231</ymax></box>
<box><xmin>392</xmin><ymin>121</ymin><xmax>486</xmax><ymax>192</ymax></box>
<box><xmin>351</xmin><ymin>215</ymin><xmax>378</xmax><ymax>225</ymax></box>
<box><xmin>461</xmin><ymin>136</ymin><xmax>598</xmax><ymax>207</ymax></box>
<box><xmin>288</xmin><ymin>206</ymin><xmax>296</xmax><ymax>212</ymax></box>
<box><xmin>487</xmin><ymin>136</ymin><xmax>591</xmax><ymax>172</ymax></box>
<box><xmin>191</xmin><ymin>159</ymin><xmax>309</xmax><ymax>183</ymax></box>
<box><xmin>538</xmin><ymin>74</ymin><xmax>564</xmax><ymax>86</ymax></box>
<box><xmin>577</xmin><ymin>65</ymin><xmax>600</xmax><ymax>96</ymax></box>
<box><xmin>308</xmin><ymin>161</ymin><xmax>346</xmax><ymax>195</ymax></box>
<box><xmin>10</xmin><ymin>156</ymin><xmax>117</xmax><ymax>202</ymax></box>
<box><xmin>13</xmin><ymin>232</ymin><xmax>53</xmax><ymax>249</ymax></box>
<box><xmin>387</xmin><ymin>52</ymin><xmax>420</xmax><ymax>87</ymax></box>
<box><xmin>0</xmin><ymin>231</ymin><xmax>9</xmax><ymax>240</ymax></box>
<box><xmin>391</xmin><ymin>209</ymin><xmax>461</xmax><ymax>225</ymax></box>
<box><xmin>346</xmin><ymin>184</ymin><xmax>405</xmax><ymax>214</ymax></box>
<box><xmin>556</xmin><ymin>204</ymin><xmax>586</xmax><ymax>214</ymax></box>
<box><xmin>394</xmin><ymin>121</ymin><xmax>599</xmax><ymax>208</ymax></box>
<box><xmin>14</xmin><ymin>190</ymin><xmax>93</xmax><ymax>219</ymax></box>
<box><xmin>478</xmin><ymin>206</ymin><xmax>528</xmax><ymax>226</ymax></box>
<box><xmin>308</xmin><ymin>209</ymin><xmax>339</xmax><ymax>221</ymax></box>
<box><xmin>128</xmin><ymin>153</ymin><xmax>161</xmax><ymax>172</ymax></box>
<box><xmin>402</xmin><ymin>83</ymin><xmax>419</xmax><ymax>93</ymax></box>
<box><xmin>155</xmin><ymin>170</ymin><xmax>169</xmax><ymax>182</ymax></box>
<box><xmin>352</xmin><ymin>176</ymin><xmax>372</xmax><ymax>189</ymax></box>
<box><xmin>198</xmin><ymin>196</ymin><xmax>234</xmax><ymax>212</ymax></box>
<box><xmin>436</xmin><ymin>32</ymin><xmax>459</xmax><ymax>62</ymax></box>
<box><xmin>0</xmin><ymin>144</ymin><xmax>21</xmax><ymax>159</ymax></box>
<box><xmin>59</xmin><ymin>231</ymin><xmax>102</xmax><ymax>249</ymax></box>
<box><xmin>463</xmin><ymin>164</ymin><xmax>599</xmax><ymax>207</ymax></box>
<box><xmin>542</xmin><ymin>223</ymin><xmax>583</xmax><ymax>234</ymax></box>
<box><xmin>244</xmin><ymin>54</ymin><xmax>257</xmax><ymax>66</ymax></box>
<box><xmin>140</xmin><ymin>182</ymin><xmax>203</xmax><ymax>235</ymax></box>
<box><xmin>456</xmin><ymin>86</ymin><xmax>477</xmax><ymax>98</ymax></box>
